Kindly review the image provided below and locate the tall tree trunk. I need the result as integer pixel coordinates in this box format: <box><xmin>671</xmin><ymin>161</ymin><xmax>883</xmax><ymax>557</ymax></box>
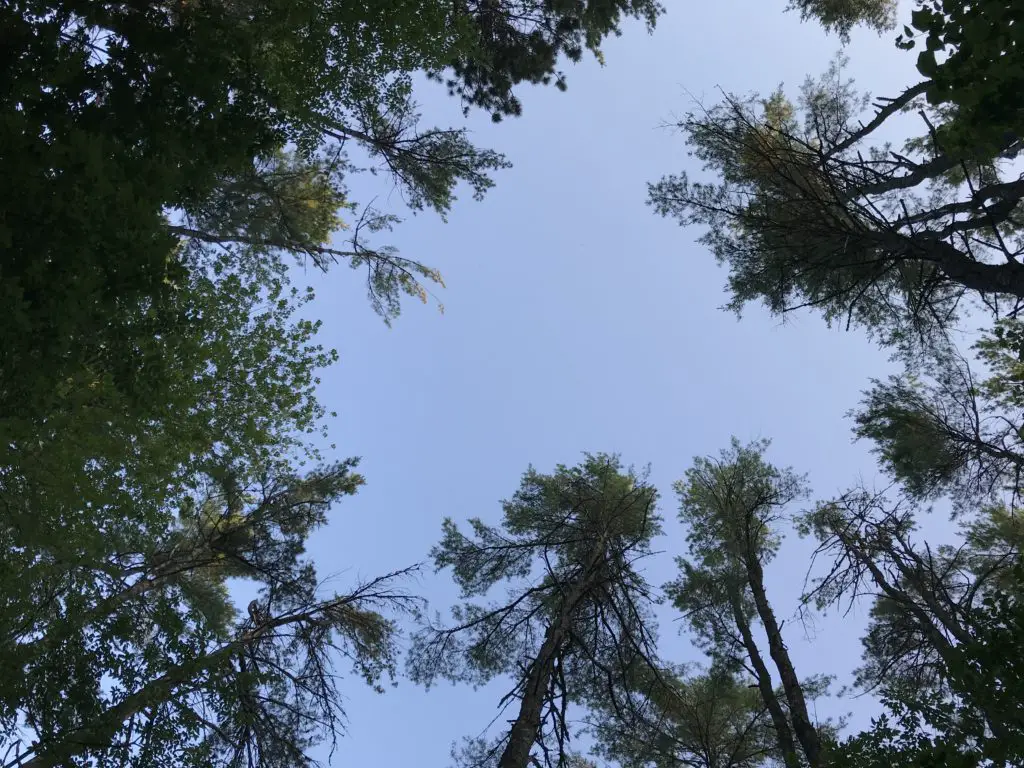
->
<box><xmin>844</xmin><ymin>538</ymin><xmax>1011</xmax><ymax>742</ymax></box>
<box><xmin>744</xmin><ymin>555</ymin><xmax>822</xmax><ymax>768</ymax></box>
<box><xmin>18</xmin><ymin>591</ymin><xmax>362</xmax><ymax>768</ymax></box>
<box><xmin>498</xmin><ymin>618</ymin><xmax>571</xmax><ymax>768</ymax></box>
<box><xmin>21</xmin><ymin>640</ymin><xmax>239</xmax><ymax>768</ymax></box>
<box><xmin>497</xmin><ymin>542</ymin><xmax>606</xmax><ymax>768</ymax></box>
<box><xmin>728</xmin><ymin>587</ymin><xmax>801</xmax><ymax>768</ymax></box>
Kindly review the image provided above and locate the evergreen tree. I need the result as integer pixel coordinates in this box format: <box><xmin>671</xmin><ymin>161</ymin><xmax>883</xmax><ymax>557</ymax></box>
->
<box><xmin>667</xmin><ymin>440</ymin><xmax>828</xmax><ymax>768</ymax></box>
<box><xmin>588</xmin><ymin>663</ymin><xmax>778</xmax><ymax>768</ymax></box>
<box><xmin>409</xmin><ymin>455</ymin><xmax>662</xmax><ymax>768</ymax></box>
<box><xmin>649</xmin><ymin>52</ymin><xmax>1024</xmax><ymax>352</ymax></box>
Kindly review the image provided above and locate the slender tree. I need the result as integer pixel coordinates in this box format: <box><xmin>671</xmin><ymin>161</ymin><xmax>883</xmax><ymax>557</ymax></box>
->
<box><xmin>799</xmin><ymin>487</ymin><xmax>1020</xmax><ymax>742</ymax></box>
<box><xmin>667</xmin><ymin>440</ymin><xmax>826</xmax><ymax>768</ymax></box>
<box><xmin>409</xmin><ymin>455</ymin><xmax>662</xmax><ymax>768</ymax></box>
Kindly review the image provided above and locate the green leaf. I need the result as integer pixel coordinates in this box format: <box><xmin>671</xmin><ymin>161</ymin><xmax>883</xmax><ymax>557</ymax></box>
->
<box><xmin>917</xmin><ymin>49</ymin><xmax>939</xmax><ymax>77</ymax></box>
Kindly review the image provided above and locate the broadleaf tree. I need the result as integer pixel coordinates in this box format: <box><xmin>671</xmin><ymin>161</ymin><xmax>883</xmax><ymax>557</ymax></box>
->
<box><xmin>0</xmin><ymin>256</ymin><xmax>423</xmax><ymax>767</ymax></box>
<box><xmin>2</xmin><ymin>0</ymin><xmax>665</xmax><ymax>454</ymax></box>
<box><xmin>895</xmin><ymin>0</ymin><xmax>1024</xmax><ymax>160</ymax></box>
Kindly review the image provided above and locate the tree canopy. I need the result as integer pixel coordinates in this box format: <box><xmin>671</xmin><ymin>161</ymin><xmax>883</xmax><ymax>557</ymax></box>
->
<box><xmin>667</xmin><ymin>440</ymin><xmax>828</xmax><ymax>768</ymax></box>
<box><xmin>409</xmin><ymin>455</ymin><xmax>662</xmax><ymax>768</ymax></box>
<box><xmin>2</xmin><ymin>0</ymin><xmax>664</xmax><ymax>454</ymax></box>
<box><xmin>7</xmin><ymin>0</ymin><xmax>1024</xmax><ymax>767</ymax></box>
<box><xmin>649</xmin><ymin>50</ymin><xmax>1024</xmax><ymax>352</ymax></box>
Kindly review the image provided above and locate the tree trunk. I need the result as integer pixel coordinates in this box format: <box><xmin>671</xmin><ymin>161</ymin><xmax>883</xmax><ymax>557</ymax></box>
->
<box><xmin>18</xmin><ymin>592</ymin><xmax>353</xmax><ymax>768</ymax></box>
<box><xmin>498</xmin><ymin>619</ymin><xmax>570</xmax><ymax>768</ymax></box>
<box><xmin>21</xmin><ymin>641</ymin><xmax>239</xmax><ymax>768</ymax></box>
<box><xmin>845</xmin><ymin>538</ymin><xmax>1012</xmax><ymax>742</ymax></box>
<box><xmin>888</xmin><ymin>233</ymin><xmax>1024</xmax><ymax>299</ymax></box>
<box><xmin>497</xmin><ymin>543</ymin><xmax>607</xmax><ymax>768</ymax></box>
<box><xmin>744</xmin><ymin>555</ymin><xmax>823</xmax><ymax>768</ymax></box>
<box><xmin>729</xmin><ymin>587</ymin><xmax>801</xmax><ymax>768</ymax></box>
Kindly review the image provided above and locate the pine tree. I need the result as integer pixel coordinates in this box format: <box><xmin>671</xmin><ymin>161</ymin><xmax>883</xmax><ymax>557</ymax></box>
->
<box><xmin>667</xmin><ymin>440</ymin><xmax>827</xmax><ymax>768</ymax></box>
<box><xmin>409</xmin><ymin>455</ymin><xmax>662</xmax><ymax>768</ymax></box>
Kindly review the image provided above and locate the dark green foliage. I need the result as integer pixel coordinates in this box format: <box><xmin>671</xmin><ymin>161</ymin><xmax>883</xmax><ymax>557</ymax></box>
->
<box><xmin>2</xmin><ymin>0</ymin><xmax>419</xmax><ymax>410</ymax></box>
<box><xmin>853</xmin><ymin>373</ymin><xmax>974</xmax><ymax>504</ymax></box>
<box><xmin>1</xmin><ymin>0</ymin><xmax>662</xmax><ymax>454</ymax></box>
<box><xmin>588</xmin><ymin>664</ymin><xmax>778</xmax><ymax>768</ymax></box>
<box><xmin>897</xmin><ymin>0</ymin><xmax>1024</xmax><ymax>161</ymax></box>
<box><xmin>799</xmin><ymin>485</ymin><xmax>1024</xmax><ymax>750</ymax></box>
<box><xmin>642</xmin><ymin>4</ymin><xmax>1024</xmax><ymax>763</ymax></box>
<box><xmin>852</xmin><ymin>321</ymin><xmax>1024</xmax><ymax>512</ymax></box>
<box><xmin>2</xmin><ymin>2</ymin><xmax>669</xmax><ymax>765</ymax></box>
<box><xmin>852</xmin><ymin>595</ymin><xmax>950</xmax><ymax>701</ymax></box>
<box><xmin>1</xmin><ymin>255</ymin><xmax>334</xmax><ymax>551</ymax></box>
<box><xmin>2</xmin><ymin>0</ymin><xmax>662</xmax><ymax>331</ymax></box>
<box><xmin>649</xmin><ymin>54</ymin><xmax>1024</xmax><ymax>352</ymax></box>
<box><xmin>439</xmin><ymin>0</ymin><xmax>663</xmax><ymax>120</ymax></box>
<box><xmin>832</xmin><ymin>571</ymin><xmax>1024</xmax><ymax>768</ymax></box>
<box><xmin>1</xmin><ymin>445</ymin><xmax>420</xmax><ymax>768</ymax></box>
<box><xmin>0</xmin><ymin>241</ymin><xmax>420</xmax><ymax>766</ymax></box>
<box><xmin>787</xmin><ymin>0</ymin><xmax>897</xmax><ymax>40</ymax></box>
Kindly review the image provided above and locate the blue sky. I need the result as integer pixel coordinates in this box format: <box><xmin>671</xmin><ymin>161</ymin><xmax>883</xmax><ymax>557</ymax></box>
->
<box><xmin>296</xmin><ymin>2</ymin><xmax>933</xmax><ymax>764</ymax></box>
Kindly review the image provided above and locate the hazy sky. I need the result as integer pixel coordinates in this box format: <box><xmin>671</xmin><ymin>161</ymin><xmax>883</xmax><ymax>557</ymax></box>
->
<box><xmin>295</xmin><ymin>2</ymin><xmax>930</xmax><ymax>764</ymax></box>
